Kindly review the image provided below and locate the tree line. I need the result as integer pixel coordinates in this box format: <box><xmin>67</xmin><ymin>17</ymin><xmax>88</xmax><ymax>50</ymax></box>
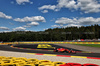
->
<box><xmin>0</xmin><ymin>24</ymin><xmax>100</xmax><ymax>42</ymax></box>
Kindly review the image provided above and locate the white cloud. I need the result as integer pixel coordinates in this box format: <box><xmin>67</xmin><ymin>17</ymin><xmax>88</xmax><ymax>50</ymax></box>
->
<box><xmin>57</xmin><ymin>0</ymin><xmax>78</xmax><ymax>10</ymax></box>
<box><xmin>51</xmin><ymin>25</ymin><xmax>60</xmax><ymax>28</ymax></box>
<box><xmin>16</xmin><ymin>0</ymin><xmax>33</xmax><ymax>5</ymax></box>
<box><xmin>39</xmin><ymin>5</ymin><xmax>56</xmax><ymax>10</ymax></box>
<box><xmin>30</xmin><ymin>2</ymin><xmax>33</xmax><ymax>4</ymax></box>
<box><xmin>41</xmin><ymin>10</ymin><xmax>48</xmax><ymax>13</ymax></box>
<box><xmin>14</xmin><ymin>16</ymin><xmax>45</xmax><ymax>29</ymax></box>
<box><xmin>55</xmin><ymin>17</ymin><xmax>76</xmax><ymax>24</ymax></box>
<box><xmin>78</xmin><ymin>17</ymin><xmax>100</xmax><ymax>25</ymax></box>
<box><xmin>13</xmin><ymin>27</ymin><xmax>26</xmax><ymax>31</ymax></box>
<box><xmin>0</xmin><ymin>12</ymin><xmax>12</xmax><ymax>19</ymax></box>
<box><xmin>3</xmin><ymin>31</ymin><xmax>11</xmax><ymax>33</ymax></box>
<box><xmin>23</xmin><ymin>25</ymin><xmax>31</xmax><ymax>28</ymax></box>
<box><xmin>11</xmin><ymin>1</ymin><xmax>14</xmax><ymax>4</ymax></box>
<box><xmin>27</xmin><ymin>22</ymin><xmax>39</xmax><ymax>26</ymax></box>
<box><xmin>43</xmin><ymin>28</ymin><xmax>49</xmax><ymax>31</ymax></box>
<box><xmin>39</xmin><ymin>0</ymin><xmax>100</xmax><ymax>13</ymax></box>
<box><xmin>23</xmin><ymin>22</ymin><xmax>39</xmax><ymax>28</ymax></box>
<box><xmin>14</xmin><ymin>16</ymin><xmax>46</xmax><ymax>22</ymax></box>
<box><xmin>55</xmin><ymin>17</ymin><xmax>100</xmax><ymax>26</ymax></box>
<box><xmin>0</xmin><ymin>31</ymin><xmax>11</xmax><ymax>33</ymax></box>
<box><xmin>0</xmin><ymin>27</ymin><xmax>9</xmax><ymax>30</ymax></box>
<box><xmin>64</xmin><ymin>24</ymin><xmax>82</xmax><ymax>28</ymax></box>
<box><xmin>77</xmin><ymin>0</ymin><xmax>100</xmax><ymax>13</ymax></box>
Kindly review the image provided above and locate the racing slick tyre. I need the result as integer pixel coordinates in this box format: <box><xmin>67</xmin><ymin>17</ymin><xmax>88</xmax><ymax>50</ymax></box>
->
<box><xmin>71</xmin><ymin>51</ymin><xmax>76</xmax><ymax>54</ymax></box>
<box><xmin>60</xmin><ymin>51</ymin><xmax>64</xmax><ymax>53</ymax></box>
<box><xmin>66</xmin><ymin>51</ymin><xmax>69</xmax><ymax>53</ymax></box>
<box><xmin>66</xmin><ymin>50</ymin><xmax>71</xmax><ymax>53</ymax></box>
<box><xmin>54</xmin><ymin>48</ymin><xmax>58</xmax><ymax>52</ymax></box>
<box><xmin>55</xmin><ymin>50</ymin><xmax>58</xmax><ymax>52</ymax></box>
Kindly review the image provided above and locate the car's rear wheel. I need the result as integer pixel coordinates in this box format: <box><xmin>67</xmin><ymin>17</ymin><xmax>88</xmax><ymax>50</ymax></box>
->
<box><xmin>60</xmin><ymin>51</ymin><xmax>64</xmax><ymax>53</ymax></box>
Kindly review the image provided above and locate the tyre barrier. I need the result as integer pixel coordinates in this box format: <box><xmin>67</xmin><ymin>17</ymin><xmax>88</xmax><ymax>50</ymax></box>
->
<box><xmin>6</xmin><ymin>57</ymin><xmax>16</xmax><ymax>60</ymax></box>
<box><xmin>38</xmin><ymin>63</ymin><xmax>53</xmax><ymax>66</ymax></box>
<box><xmin>53</xmin><ymin>62</ymin><xmax>65</xmax><ymax>66</ymax></box>
<box><xmin>0</xmin><ymin>56</ymin><xmax>99</xmax><ymax>66</ymax></box>
<box><xmin>27</xmin><ymin>58</ymin><xmax>38</xmax><ymax>64</ymax></box>
<box><xmin>59</xmin><ymin>63</ymin><xmax>99</xmax><ymax>66</ymax></box>
<box><xmin>83</xmin><ymin>63</ymin><xmax>99</xmax><ymax>66</ymax></box>
<box><xmin>38</xmin><ymin>60</ymin><xmax>52</xmax><ymax>64</ymax></box>
<box><xmin>63</xmin><ymin>63</ymin><xmax>82</xmax><ymax>66</ymax></box>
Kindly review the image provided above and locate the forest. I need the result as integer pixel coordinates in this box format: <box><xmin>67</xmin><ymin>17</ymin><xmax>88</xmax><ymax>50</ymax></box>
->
<box><xmin>0</xmin><ymin>24</ymin><xmax>100</xmax><ymax>42</ymax></box>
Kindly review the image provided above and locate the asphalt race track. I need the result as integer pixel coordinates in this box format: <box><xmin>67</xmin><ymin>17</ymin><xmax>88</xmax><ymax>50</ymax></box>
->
<box><xmin>13</xmin><ymin>44</ymin><xmax>82</xmax><ymax>51</ymax></box>
<box><xmin>0</xmin><ymin>44</ymin><xmax>100</xmax><ymax>58</ymax></box>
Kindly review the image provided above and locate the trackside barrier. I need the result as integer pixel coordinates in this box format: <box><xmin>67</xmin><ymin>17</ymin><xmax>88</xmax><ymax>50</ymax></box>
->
<box><xmin>13</xmin><ymin>59</ymin><xmax>26</xmax><ymax>66</ymax></box>
<box><xmin>38</xmin><ymin>60</ymin><xmax>52</xmax><ymax>64</ymax></box>
<box><xmin>22</xmin><ymin>64</ymin><xmax>35</xmax><ymax>66</ymax></box>
<box><xmin>27</xmin><ymin>58</ymin><xmax>38</xmax><ymax>65</ymax></box>
<box><xmin>0</xmin><ymin>60</ymin><xmax>3</xmax><ymax>64</ymax></box>
<box><xmin>1</xmin><ymin>59</ymin><xmax>13</xmax><ymax>64</ymax></box>
<box><xmin>1</xmin><ymin>42</ymin><xmax>100</xmax><ymax>45</ymax></box>
<box><xmin>60</xmin><ymin>63</ymin><xmax>99</xmax><ymax>66</ymax></box>
<box><xmin>0</xmin><ymin>56</ymin><xmax>6</xmax><ymax>60</ymax></box>
<box><xmin>83</xmin><ymin>63</ymin><xmax>99</xmax><ymax>66</ymax></box>
<box><xmin>0</xmin><ymin>56</ymin><xmax>99</xmax><ymax>66</ymax></box>
<box><xmin>6</xmin><ymin>57</ymin><xmax>16</xmax><ymax>60</ymax></box>
<box><xmin>59</xmin><ymin>64</ymin><xmax>66</xmax><ymax>66</ymax></box>
<box><xmin>0</xmin><ymin>63</ymin><xmax>19</xmax><ymax>66</ymax></box>
<box><xmin>66</xmin><ymin>63</ymin><xmax>82</xmax><ymax>66</ymax></box>
<box><xmin>59</xmin><ymin>63</ymin><xmax>82</xmax><ymax>66</ymax></box>
<box><xmin>39</xmin><ymin>63</ymin><xmax>53</xmax><ymax>66</ymax></box>
<box><xmin>53</xmin><ymin>61</ymin><xmax>65</xmax><ymax>66</ymax></box>
<box><xmin>15</xmin><ymin>57</ymin><xmax>27</xmax><ymax>61</ymax></box>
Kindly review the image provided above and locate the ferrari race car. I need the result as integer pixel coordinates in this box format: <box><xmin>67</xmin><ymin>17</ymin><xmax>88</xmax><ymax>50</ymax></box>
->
<box><xmin>54</xmin><ymin>48</ymin><xmax>76</xmax><ymax>53</ymax></box>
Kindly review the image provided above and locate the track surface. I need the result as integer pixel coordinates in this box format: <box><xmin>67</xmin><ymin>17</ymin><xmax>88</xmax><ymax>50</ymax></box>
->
<box><xmin>13</xmin><ymin>44</ymin><xmax>82</xmax><ymax>51</ymax></box>
<box><xmin>0</xmin><ymin>44</ymin><xmax>100</xmax><ymax>58</ymax></box>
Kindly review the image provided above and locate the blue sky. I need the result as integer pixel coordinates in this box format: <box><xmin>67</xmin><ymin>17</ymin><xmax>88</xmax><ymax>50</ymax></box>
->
<box><xmin>0</xmin><ymin>0</ymin><xmax>100</xmax><ymax>32</ymax></box>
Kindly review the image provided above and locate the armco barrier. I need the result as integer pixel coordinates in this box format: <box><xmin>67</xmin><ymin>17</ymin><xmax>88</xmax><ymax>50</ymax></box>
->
<box><xmin>1</xmin><ymin>41</ymin><xmax>100</xmax><ymax>45</ymax></box>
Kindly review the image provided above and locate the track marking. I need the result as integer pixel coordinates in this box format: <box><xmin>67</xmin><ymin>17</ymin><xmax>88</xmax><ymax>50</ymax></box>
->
<box><xmin>71</xmin><ymin>56</ymin><xmax>87</xmax><ymax>58</ymax></box>
<box><xmin>27</xmin><ymin>53</ymin><xmax>100</xmax><ymax>60</ymax></box>
<box><xmin>43</xmin><ymin>54</ymin><xmax>57</xmax><ymax>56</ymax></box>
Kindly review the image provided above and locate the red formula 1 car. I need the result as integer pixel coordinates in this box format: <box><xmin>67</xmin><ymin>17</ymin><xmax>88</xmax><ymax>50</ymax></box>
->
<box><xmin>54</xmin><ymin>48</ymin><xmax>76</xmax><ymax>54</ymax></box>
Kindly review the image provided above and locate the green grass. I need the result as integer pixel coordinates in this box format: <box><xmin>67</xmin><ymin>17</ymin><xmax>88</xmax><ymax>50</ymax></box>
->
<box><xmin>74</xmin><ymin>44</ymin><xmax>100</xmax><ymax>48</ymax></box>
